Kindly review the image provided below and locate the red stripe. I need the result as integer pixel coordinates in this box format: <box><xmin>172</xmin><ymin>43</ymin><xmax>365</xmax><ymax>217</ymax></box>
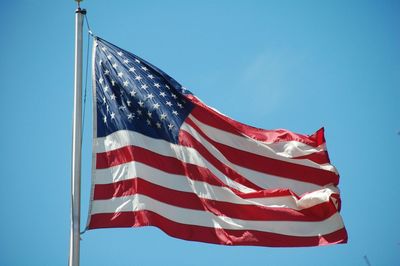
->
<box><xmin>93</xmin><ymin>178</ymin><xmax>339</xmax><ymax>221</ymax></box>
<box><xmin>292</xmin><ymin>150</ymin><xmax>331</xmax><ymax>164</ymax></box>
<box><xmin>96</xmin><ymin>145</ymin><xmax>231</xmax><ymax>188</ymax></box>
<box><xmin>96</xmin><ymin>145</ymin><xmax>330</xmax><ymax>199</ymax></box>
<box><xmin>95</xmin><ymin>144</ymin><xmax>345</xmax><ymax>202</ymax></box>
<box><xmin>186</xmin><ymin>115</ymin><xmax>331</xmax><ymax>165</ymax></box>
<box><xmin>188</xmin><ymin>95</ymin><xmax>326</xmax><ymax>147</ymax></box>
<box><xmin>179</xmin><ymin>130</ymin><xmax>263</xmax><ymax>191</ymax></box>
<box><xmin>183</xmin><ymin>118</ymin><xmax>339</xmax><ymax>186</ymax></box>
<box><xmin>88</xmin><ymin>210</ymin><xmax>348</xmax><ymax>247</ymax></box>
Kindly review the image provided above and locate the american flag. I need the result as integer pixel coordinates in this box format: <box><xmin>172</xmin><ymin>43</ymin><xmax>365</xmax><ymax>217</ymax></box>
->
<box><xmin>87</xmin><ymin>37</ymin><xmax>347</xmax><ymax>247</ymax></box>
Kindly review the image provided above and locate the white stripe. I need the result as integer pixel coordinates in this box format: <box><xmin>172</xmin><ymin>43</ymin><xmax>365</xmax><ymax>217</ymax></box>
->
<box><xmin>189</xmin><ymin>97</ymin><xmax>328</xmax><ymax>149</ymax></box>
<box><xmin>94</xmin><ymin>130</ymin><xmax>328</xmax><ymax>195</ymax></box>
<box><xmin>90</xmin><ymin>194</ymin><xmax>345</xmax><ymax>236</ymax></box>
<box><xmin>188</xmin><ymin>114</ymin><xmax>337</xmax><ymax>173</ymax></box>
<box><xmin>93</xmin><ymin>160</ymin><xmax>339</xmax><ymax>210</ymax></box>
<box><xmin>180</xmin><ymin>122</ymin><xmax>324</xmax><ymax>194</ymax></box>
<box><xmin>95</xmin><ymin>130</ymin><xmax>254</xmax><ymax>193</ymax></box>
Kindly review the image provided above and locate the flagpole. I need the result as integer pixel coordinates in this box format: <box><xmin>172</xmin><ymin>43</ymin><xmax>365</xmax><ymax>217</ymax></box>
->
<box><xmin>69</xmin><ymin>2</ymin><xmax>86</xmax><ymax>266</ymax></box>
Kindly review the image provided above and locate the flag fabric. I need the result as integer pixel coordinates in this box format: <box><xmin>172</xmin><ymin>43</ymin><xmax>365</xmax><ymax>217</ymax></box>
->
<box><xmin>87</xmin><ymin>37</ymin><xmax>348</xmax><ymax>247</ymax></box>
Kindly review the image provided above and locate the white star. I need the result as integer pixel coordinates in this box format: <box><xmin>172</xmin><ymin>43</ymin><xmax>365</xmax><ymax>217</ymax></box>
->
<box><xmin>107</xmin><ymin>55</ymin><xmax>112</xmax><ymax>60</ymax></box>
<box><xmin>110</xmin><ymin>112</ymin><xmax>116</xmax><ymax>119</ymax></box>
<box><xmin>112</xmin><ymin>63</ymin><xmax>118</xmax><ymax>69</ymax></box>
<box><xmin>129</xmin><ymin>67</ymin><xmax>136</xmax><ymax>72</ymax></box>
<box><xmin>103</xmin><ymin>86</ymin><xmax>109</xmax><ymax>93</ymax></box>
<box><xmin>159</xmin><ymin>92</ymin><xmax>167</xmax><ymax>97</ymax></box>
<box><xmin>147</xmin><ymin>111</ymin><xmax>152</xmax><ymax>118</ymax></box>
<box><xmin>104</xmin><ymin>69</ymin><xmax>110</xmax><ymax>75</ymax></box>
<box><xmin>127</xmin><ymin>100</ymin><xmax>132</xmax><ymax>106</ymax></box>
<box><xmin>168</xmin><ymin>124</ymin><xmax>174</xmax><ymax>130</ymax></box>
<box><xmin>146</xmin><ymin>119</ymin><xmax>151</xmax><ymax>126</ymax></box>
<box><xmin>127</xmin><ymin>113</ymin><xmax>134</xmax><ymax>120</ymax></box>
<box><xmin>152</xmin><ymin>103</ymin><xmax>160</xmax><ymax>110</ymax></box>
<box><xmin>130</xmin><ymin>90</ymin><xmax>137</xmax><ymax>97</ymax></box>
<box><xmin>106</xmin><ymin>105</ymin><xmax>110</xmax><ymax>113</ymax></box>
<box><xmin>154</xmin><ymin>83</ymin><xmax>161</xmax><ymax>88</ymax></box>
<box><xmin>99</xmin><ymin>77</ymin><xmax>104</xmax><ymax>84</ymax></box>
<box><xmin>123</xmin><ymin>59</ymin><xmax>129</xmax><ymax>64</ymax></box>
<box><xmin>166</xmin><ymin>101</ymin><xmax>173</xmax><ymax>107</ymax></box>
<box><xmin>138</xmin><ymin>100</ymin><xmax>144</xmax><ymax>107</ymax></box>
<box><xmin>141</xmin><ymin>66</ymin><xmax>148</xmax><ymax>71</ymax></box>
<box><xmin>135</xmin><ymin>59</ymin><xmax>141</xmax><ymax>63</ymax></box>
<box><xmin>111</xmin><ymin>80</ymin><xmax>116</xmax><ymax>86</ymax></box>
<box><xmin>177</xmin><ymin>103</ymin><xmax>184</xmax><ymax>109</ymax></box>
<box><xmin>156</xmin><ymin>122</ymin><xmax>162</xmax><ymax>128</ymax></box>
<box><xmin>171</xmin><ymin>93</ymin><xmax>177</xmax><ymax>99</ymax></box>
<box><xmin>98</xmin><ymin>60</ymin><xmax>103</xmax><ymax>65</ymax></box>
<box><xmin>110</xmin><ymin>94</ymin><xmax>116</xmax><ymax>100</ymax></box>
<box><xmin>141</xmin><ymin>84</ymin><xmax>148</xmax><ymax>90</ymax></box>
<box><xmin>103</xmin><ymin>115</ymin><xmax>107</xmax><ymax>123</ymax></box>
<box><xmin>119</xmin><ymin>105</ymin><xmax>127</xmax><ymax>111</ymax></box>
<box><xmin>102</xmin><ymin>96</ymin><xmax>106</xmax><ymax>104</ymax></box>
<box><xmin>135</xmin><ymin>75</ymin><xmax>142</xmax><ymax>81</ymax></box>
<box><xmin>160</xmin><ymin>113</ymin><xmax>167</xmax><ymax>120</ymax></box>
<box><xmin>117</xmin><ymin>51</ymin><xmax>123</xmax><ymax>56</ymax></box>
<box><xmin>101</xmin><ymin>46</ymin><xmax>107</xmax><ymax>51</ymax></box>
<box><xmin>165</xmin><ymin>85</ymin><xmax>170</xmax><ymax>90</ymax></box>
<box><xmin>137</xmin><ymin>109</ymin><xmax>143</xmax><ymax>115</ymax></box>
<box><xmin>123</xmin><ymin>80</ymin><xmax>129</xmax><ymax>87</ymax></box>
<box><xmin>172</xmin><ymin>110</ymin><xmax>178</xmax><ymax>116</ymax></box>
<box><xmin>147</xmin><ymin>74</ymin><xmax>154</xmax><ymax>79</ymax></box>
<box><xmin>118</xmin><ymin>72</ymin><xmax>123</xmax><ymax>78</ymax></box>
<box><xmin>147</xmin><ymin>93</ymin><xmax>155</xmax><ymax>100</ymax></box>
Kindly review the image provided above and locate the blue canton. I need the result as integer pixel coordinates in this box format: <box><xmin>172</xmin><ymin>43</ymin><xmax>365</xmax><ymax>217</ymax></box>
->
<box><xmin>94</xmin><ymin>37</ymin><xmax>194</xmax><ymax>143</ymax></box>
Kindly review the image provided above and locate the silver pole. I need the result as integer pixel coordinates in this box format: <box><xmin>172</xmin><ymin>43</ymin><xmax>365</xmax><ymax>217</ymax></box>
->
<box><xmin>69</xmin><ymin>6</ymin><xmax>85</xmax><ymax>266</ymax></box>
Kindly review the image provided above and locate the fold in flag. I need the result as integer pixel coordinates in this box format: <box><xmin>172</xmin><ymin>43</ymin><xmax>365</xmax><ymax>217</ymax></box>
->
<box><xmin>87</xmin><ymin>37</ymin><xmax>348</xmax><ymax>247</ymax></box>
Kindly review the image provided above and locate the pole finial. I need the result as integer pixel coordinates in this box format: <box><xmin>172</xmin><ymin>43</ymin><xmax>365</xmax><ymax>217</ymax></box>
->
<box><xmin>75</xmin><ymin>0</ymin><xmax>83</xmax><ymax>8</ymax></box>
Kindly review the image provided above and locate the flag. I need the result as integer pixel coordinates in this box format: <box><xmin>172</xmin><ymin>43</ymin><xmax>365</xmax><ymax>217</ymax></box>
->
<box><xmin>87</xmin><ymin>37</ymin><xmax>348</xmax><ymax>247</ymax></box>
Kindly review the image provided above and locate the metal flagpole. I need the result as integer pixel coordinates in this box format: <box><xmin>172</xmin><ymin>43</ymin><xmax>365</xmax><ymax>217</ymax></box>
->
<box><xmin>69</xmin><ymin>1</ymin><xmax>86</xmax><ymax>266</ymax></box>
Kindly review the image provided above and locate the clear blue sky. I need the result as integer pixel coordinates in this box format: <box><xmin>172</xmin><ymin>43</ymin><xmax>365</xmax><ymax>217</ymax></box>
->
<box><xmin>1</xmin><ymin>1</ymin><xmax>399</xmax><ymax>265</ymax></box>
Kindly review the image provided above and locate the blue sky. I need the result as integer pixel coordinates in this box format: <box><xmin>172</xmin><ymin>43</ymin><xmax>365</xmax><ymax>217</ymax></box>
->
<box><xmin>1</xmin><ymin>1</ymin><xmax>399</xmax><ymax>265</ymax></box>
